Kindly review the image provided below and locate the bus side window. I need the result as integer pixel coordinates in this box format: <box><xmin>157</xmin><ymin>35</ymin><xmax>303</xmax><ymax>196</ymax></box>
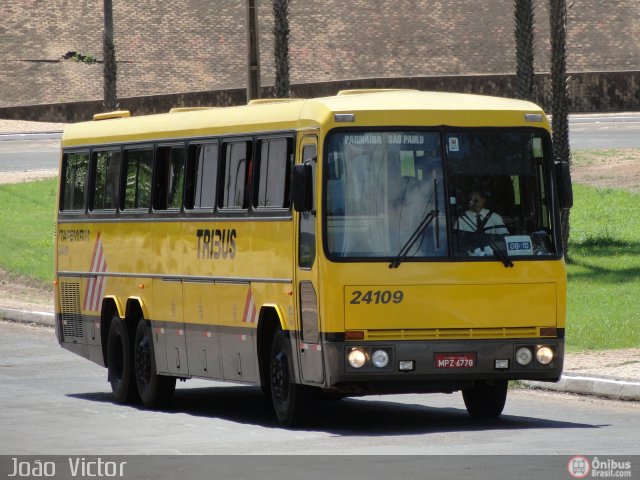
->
<box><xmin>60</xmin><ymin>150</ymin><xmax>89</xmax><ymax>212</ymax></box>
<box><xmin>122</xmin><ymin>147</ymin><xmax>153</xmax><ymax>211</ymax></box>
<box><xmin>185</xmin><ymin>142</ymin><xmax>219</xmax><ymax>211</ymax></box>
<box><xmin>154</xmin><ymin>145</ymin><xmax>185</xmax><ymax>211</ymax></box>
<box><xmin>90</xmin><ymin>149</ymin><xmax>121</xmax><ymax>211</ymax></box>
<box><xmin>220</xmin><ymin>141</ymin><xmax>251</xmax><ymax>209</ymax></box>
<box><xmin>254</xmin><ymin>138</ymin><xmax>291</xmax><ymax>209</ymax></box>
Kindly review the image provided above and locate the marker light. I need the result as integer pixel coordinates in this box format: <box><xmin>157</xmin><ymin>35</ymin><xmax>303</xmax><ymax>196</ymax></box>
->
<box><xmin>495</xmin><ymin>359</ymin><xmax>510</xmax><ymax>370</ymax></box>
<box><xmin>516</xmin><ymin>347</ymin><xmax>533</xmax><ymax>366</ymax></box>
<box><xmin>371</xmin><ymin>350</ymin><xmax>390</xmax><ymax>368</ymax></box>
<box><xmin>347</xmin><ymin>348</ymin><xmax>367</xmax><ymax>368</ymax></box>
<box><xmin>398</xmin><ymin>360</ymin><xmax>415</xmax><ymax>371</ymax></box>
<box><xmin>536</xmin><ymin>346</ymin><xmax>554</xmax><ymax>365</ymax></box>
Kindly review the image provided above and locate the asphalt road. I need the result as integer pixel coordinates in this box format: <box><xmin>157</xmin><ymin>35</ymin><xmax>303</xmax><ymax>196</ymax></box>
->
<box><xmin>0</xmin><ymin>115</ymin><xmax>639</xmax><ymax>175</ymax></box>
<box><xmin>0</xmin><ymin>137</ymin><xmax>60</xmax><ymax>172</ymax></box>
<box><xmin>570</xmin><ymin>115</ymin><xmax>640</xmax><ymax>150</ymax></box>
<box><xmin>1</xmin><ymin>321</ymin><xmax>638</xmax><ymax>458</ymax></box>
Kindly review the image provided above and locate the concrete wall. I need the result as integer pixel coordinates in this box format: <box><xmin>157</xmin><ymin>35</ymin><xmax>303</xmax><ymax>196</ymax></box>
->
<box><xmin>1</xmin><ymin>0</ymin><xmax>639</xmax><ymax>111</ymax></box>
<box><xmin>1</xmin><ymin>71</ymin><xmax>638</xmax><ymax>123</ymax></box>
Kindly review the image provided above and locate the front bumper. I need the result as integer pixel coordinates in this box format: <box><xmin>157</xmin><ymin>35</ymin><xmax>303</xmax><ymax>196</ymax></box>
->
<box><xmin>321</xmin><ymin>338</ymin><xmax>564</xmax><ymax>395</ymax></box>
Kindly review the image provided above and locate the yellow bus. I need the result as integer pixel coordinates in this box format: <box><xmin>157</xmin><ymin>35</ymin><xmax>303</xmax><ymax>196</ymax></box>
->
<box><xmin>55</xmin><ymin>90</ymin><xmax>572</xmax><ymax>426</ymax></box>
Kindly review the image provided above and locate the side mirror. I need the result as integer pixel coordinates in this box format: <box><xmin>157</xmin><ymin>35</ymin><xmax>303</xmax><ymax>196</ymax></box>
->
<box><xmin>555</xmin><ymin>162</ymin><xmax>573</xmax><ymax>209</ymax></box>
<box><xmin>292</xmin><ymin>163</ymin><xmax>313</xmax><ymax>212</ymax></box>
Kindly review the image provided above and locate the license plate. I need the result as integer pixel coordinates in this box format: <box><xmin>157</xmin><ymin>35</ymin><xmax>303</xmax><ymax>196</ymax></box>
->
<box><xmin>434</xmin><ymin>352</ymin><xmax>477</xmax><ymax>368</ymax></box>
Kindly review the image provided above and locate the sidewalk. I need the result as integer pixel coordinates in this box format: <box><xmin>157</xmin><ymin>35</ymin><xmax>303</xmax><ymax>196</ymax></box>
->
<box><xmin>1</xmin><ymin>304</ymin><xmax>638</xmax><ymax>402</ymax></box>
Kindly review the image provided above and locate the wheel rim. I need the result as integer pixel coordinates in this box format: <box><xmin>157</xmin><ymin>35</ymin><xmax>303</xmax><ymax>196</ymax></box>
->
<box><xmin>271</xmin><ymin>350</ymin><xmax>289</xmax><ymax>403</ymax></box>
<box><xmin>135</xmin><ymin>335</ymin><xmax>152</xmax><ymax>384</ymax></box>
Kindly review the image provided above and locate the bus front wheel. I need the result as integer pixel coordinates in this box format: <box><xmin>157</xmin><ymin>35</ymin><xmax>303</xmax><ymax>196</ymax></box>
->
<box><xmin>270</xmin><ymin>328</ymin><xmax>309</xmax><ymax>427</ymax></box>
<box><xmin>462</xmin><ymin>380</ymin><xmax>508</xmax><ymax>419</ymax></box>
<box><xmin>107</xmin><ymin>315</ymin><xmax>137</xmax><ymax>404</ymax></box>
<box><xmin>134</xmin><ymin>319</ymin><xmax>176</xmax><ymax>408</ymax></box>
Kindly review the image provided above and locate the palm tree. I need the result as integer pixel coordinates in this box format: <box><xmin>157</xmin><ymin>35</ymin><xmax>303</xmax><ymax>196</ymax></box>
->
<box><xmin>273</xmin><ymin>0</ymin><xmax>291</xmax><ymax>98</ymax></box>
<box><xmin>548</xmin><ymin>0</ymin><xmax>572</xmax><ymax>255</ymax></box>
<box><xmin>246</xmin><ymin>0</ymin><xmax>261</xmax><ymax>101</ymax></box>
<box><xmin>514</xmin><ymin>0</ymin><xmax>537</xmax><ymax>102</ymax></box>
<box><xmin>103</xmin><ymin>0</ymin><xmax>118</xmax><ymax>111</ymax></box>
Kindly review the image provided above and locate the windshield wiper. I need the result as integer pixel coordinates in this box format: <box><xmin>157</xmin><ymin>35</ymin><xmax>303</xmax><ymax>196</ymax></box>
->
<box><xmin>484</xmin><ymin>236</ymin><xmax>514</xmax><ymax>268</ymax></box>
<box><xmin>390</xmin><ymin>178</ymin><xmax>440</xmax><ymax>269</ymax></box>
<box><xmin>389</xmin><ymin>209</ymin><xmax>439</xmax><ymax>268</ymax></box>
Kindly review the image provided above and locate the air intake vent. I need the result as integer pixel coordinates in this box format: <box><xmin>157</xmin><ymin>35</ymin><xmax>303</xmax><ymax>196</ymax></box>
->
<box><xmin>60</xmin><ymin>281</ymin><xmax>83</xmax><ymax>339</ymax></box>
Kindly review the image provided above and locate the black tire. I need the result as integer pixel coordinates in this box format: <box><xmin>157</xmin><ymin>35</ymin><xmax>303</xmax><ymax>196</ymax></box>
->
<box><xmin>270</xmin><ymin>328</ymin><xmax>310</xmax><ymax>427</ymax></box>
<box><xmin>134</xmin><ymin>319</ymin><xmax>176</xmax><ymax>408</ymax></box>
<box><xmin>462</xmin><ymin>380</ymin><xmax>508</xmax><ymax>419</ymax></box>
<box><xmin>107</xmin><ymin>315</ymin><xmax>138</xmax><ymax>404</ymax></box>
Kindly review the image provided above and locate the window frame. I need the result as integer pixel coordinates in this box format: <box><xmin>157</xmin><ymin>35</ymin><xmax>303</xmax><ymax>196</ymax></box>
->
<box><xmin>218</xmin><ymin>139</ymin><xmax>252</xmax><ymax>213</ymax></box>
<box><xmin>184</xmin><ymin>140</ymin><xmax>220</xmax><ymax>215</ymax></box>
<box><xmin>152</xmin><ymin>142</ymin><xmax>186</xmax><ymax>214</ymax></box>
<box><xmin>59</xmin><ymin>149</ymin><xmax>90</xmax><ymax>215</ymax></box>
<box><xmin>120</xmin><ymin>145</ymin><xmax>155</xmax><ymax>214</ymax></box>
<box><xmin>88</xmin><ymin>146</ymin><xmax>122</xmax><ymax>214</ymax></box>
<box><xmin>252</xmin><ymin>136</ymin><xmax>293</xmax><ymax>212</ymax></box>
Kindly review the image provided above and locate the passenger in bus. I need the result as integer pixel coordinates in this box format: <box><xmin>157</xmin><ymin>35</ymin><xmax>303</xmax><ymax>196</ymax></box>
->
<box><xmin>455</xmin><ymin>189</ymin><xmax>509</xmax><ymax>234</ymax></box>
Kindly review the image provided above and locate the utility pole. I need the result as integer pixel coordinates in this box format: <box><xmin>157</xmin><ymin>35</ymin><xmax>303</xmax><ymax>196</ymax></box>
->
<box><xmin>246</xmin><ymin>0</ymin><xmax>261</xmax><ymax>102</ymax></box>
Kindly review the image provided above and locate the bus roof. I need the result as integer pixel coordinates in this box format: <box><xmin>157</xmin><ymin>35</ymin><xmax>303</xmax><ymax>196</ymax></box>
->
<box><xmin>61</xmin><ymin>90</ymin><xmax>549</xmax><ymax>147</ymax></box>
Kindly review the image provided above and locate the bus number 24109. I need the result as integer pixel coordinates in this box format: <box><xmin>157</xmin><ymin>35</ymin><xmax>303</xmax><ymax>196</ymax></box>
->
<box><xmin>350</xmin><ymin>290</ymin><xmax>404</xmax><ymax>305</ymax></box>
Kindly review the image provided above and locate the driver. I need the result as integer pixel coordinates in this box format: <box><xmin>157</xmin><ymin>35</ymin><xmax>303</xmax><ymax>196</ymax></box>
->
<box><xmin>455</xmin><ymin>189</ymin><xmax>509</xmax><ymax>234</ymax></box>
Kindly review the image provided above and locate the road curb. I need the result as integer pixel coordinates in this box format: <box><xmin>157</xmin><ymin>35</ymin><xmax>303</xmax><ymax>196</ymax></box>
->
<box><xmin>0</xmin><ymin>132</ymin><xmax>62</xmax><ymax>141</ymax></box>
<box><xmin>0</xmin><ymin>307</ymin><xmax>55</xmax><ymax>327</ymax></box>
<box><xmin>522</xmin><ymin>375</ymin><xmax>640</xmax><ymax>402</ymax></box>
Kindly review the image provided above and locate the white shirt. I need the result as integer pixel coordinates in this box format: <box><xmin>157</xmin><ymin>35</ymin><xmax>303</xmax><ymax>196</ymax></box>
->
<box><xmin>455</xmin><ymin>208</ymin><xmax>509</xmax><ymax>234</ymax></box>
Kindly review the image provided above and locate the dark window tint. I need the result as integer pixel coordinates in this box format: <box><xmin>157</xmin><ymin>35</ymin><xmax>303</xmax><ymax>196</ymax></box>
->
<box><xmin>185</xmin><ymin>143</ymin><xmax>218</xmax><ymax>210</ymax></box>
<box><xmin>61</xmin><ymin>151</ymin><xmax>89</xmax><ymax>211</ymax></box>
<box><xmin>299</xmin><ymin>143</ymin><xmax>317</xmax><ymax>268</ymax></box>
<box><xmin>255</xmin><ymin>138</ymin><xmax>290</xmax><ymax>208</ymax></box>
<box><xmin>154</xmin><ymin>146</ymin><xmax>185</xmax><ymax>210</ymax></box>
<box><xmin>91</xmin><ymin>149</ymin><xmax>121</xmax><ymax>210</ymax></box>
<box><xmin>123</xmin><ymin>148</ymin><xmax>153</xmax><ymax>210</ymax></box>
<box><xmin>221</xmin><ymin>142</ymin><xmax>249</xmax><ymax>209</ymax></box>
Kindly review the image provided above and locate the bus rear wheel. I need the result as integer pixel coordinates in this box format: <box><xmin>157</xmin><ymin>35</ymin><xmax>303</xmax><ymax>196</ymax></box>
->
<box><xmin>462</xmin><ymin>380</ymin><xmax>508</xmax><ymax>419</ymax></box>
<box><xmin>107</xmin><ymin>315</ymin><xmax>137</xmax><ymax>404</ymax></box>
<box><xmin>133</xmin><ymin>319</ymin><xmax>176</xmax><ymax>408</ymax></box>
<box><xmin>270</xmin><ymin>328</ymin><xmax>310</xmax><ymax>427</ymax></box>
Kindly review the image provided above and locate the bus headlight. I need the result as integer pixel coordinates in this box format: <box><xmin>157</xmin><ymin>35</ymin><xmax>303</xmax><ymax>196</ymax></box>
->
<box><xmin>516</xmin><ymin>347</ymin><xmax>533</xmax><ymax>366</ymax></box>
<box><xmin>536</xmin><ymin>346</ymin><xmax>554</xmax><ymax>365</ymax></box>
<box><xmin>371</xmin><ymin>350</ymin><xmax>389</xmax><ymax>368</ymax></box>
<box><xmin>347</xmin><ymin>348</ymin><xmax>367</xmax><ymax>368</ymax></box>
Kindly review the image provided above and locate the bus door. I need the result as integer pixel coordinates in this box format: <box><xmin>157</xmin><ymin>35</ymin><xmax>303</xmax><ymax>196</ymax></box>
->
<box><xmin>295</xmin><ymin>136</ymin><xmax>325</xmax><ymax>384</ymax></box>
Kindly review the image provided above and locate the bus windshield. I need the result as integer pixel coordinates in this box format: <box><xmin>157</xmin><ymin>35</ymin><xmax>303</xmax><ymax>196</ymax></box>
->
<box><xmin>324</xmin><ymin>129</ymin><xmax>558</xmax><ymax>261</ymax></box>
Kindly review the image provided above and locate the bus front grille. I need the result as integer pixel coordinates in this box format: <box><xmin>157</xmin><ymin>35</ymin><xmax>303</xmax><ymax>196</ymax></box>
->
<box><xmin>60</xmin><ymin>281</ymin><xmax>83</xmax><ymax>339</ymax></box>
<box><xmin>365</xmin><ymin>327</ymin><xmax>540</xmax><ymax>341</ymax></box>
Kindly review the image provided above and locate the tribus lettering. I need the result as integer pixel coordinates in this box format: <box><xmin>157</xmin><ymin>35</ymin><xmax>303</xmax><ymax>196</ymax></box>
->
<box><xmin>196</xmin><ymin>229</ymin><xmax>237</xmax><ymax>259</ymax></box>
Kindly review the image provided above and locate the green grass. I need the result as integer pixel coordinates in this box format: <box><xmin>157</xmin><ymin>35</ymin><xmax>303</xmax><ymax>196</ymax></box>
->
<box><xmin>0</xmin><ymin>177</ymin><xmax>638</xmax><ymax>351</ymax></box>
<box><xmin>0</xmin><ymin>178</ymin><xmax>57</xmax><ymax>284</ymax></box>
<box><xmin>566</xmin><ymin>184</ymin><xmax>640</xmax><ymax>351</ymax></box>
